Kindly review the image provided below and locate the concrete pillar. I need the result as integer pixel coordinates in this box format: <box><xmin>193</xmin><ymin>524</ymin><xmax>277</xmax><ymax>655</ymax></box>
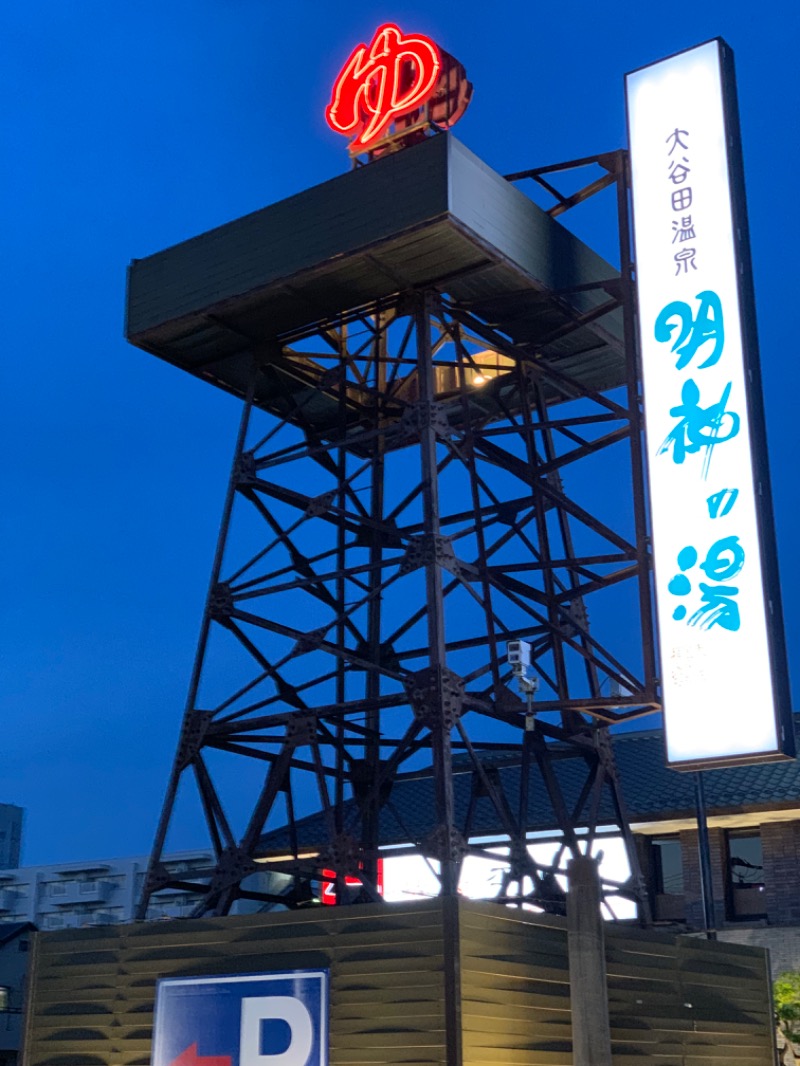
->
<box><xmin>567</xmin><ymin>855</ymin><xmax>612</xmax><ymax>1066</ymax></box>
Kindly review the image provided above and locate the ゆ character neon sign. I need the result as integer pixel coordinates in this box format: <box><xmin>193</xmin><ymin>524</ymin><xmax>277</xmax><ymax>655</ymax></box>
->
<box><xmin>326</xmin><ymin>23</ymin><xmax>471</xmax><ymax>155</ymax></box>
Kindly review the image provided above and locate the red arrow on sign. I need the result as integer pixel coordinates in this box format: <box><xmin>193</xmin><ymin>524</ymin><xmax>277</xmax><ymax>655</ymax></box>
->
<box><xmin>169</xmin><ymin>1043</ymin><xmax>232</xmax><ymax>1066</ymax></box>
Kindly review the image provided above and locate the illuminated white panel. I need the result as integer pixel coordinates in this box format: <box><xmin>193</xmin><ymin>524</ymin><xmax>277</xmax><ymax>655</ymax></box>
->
<box><xmin>626</xmin><ymin>41</ymin><xmax>784</xmax><ymax>767</ymax></box>
<box><xmin>381</xmin><ymin>838</ymin><xmax>635</xmax><ymax>918</ymax></box>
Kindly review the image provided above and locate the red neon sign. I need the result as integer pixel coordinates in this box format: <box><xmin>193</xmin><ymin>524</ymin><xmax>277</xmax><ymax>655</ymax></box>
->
<box><xmin>320</xmin><ymin>860</ymin><xmax>384</xmax><ymax>905</ymax></box>
<box><xmin>326</xmin><ymin>23</ymin><xmax>444</xmax><ymax>152</ymax></box>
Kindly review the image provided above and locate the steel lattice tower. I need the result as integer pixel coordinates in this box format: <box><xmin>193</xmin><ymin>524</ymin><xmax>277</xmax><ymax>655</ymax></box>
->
<box><xmin>127</xmin><ymin>135</ymin><xmax>660</xmax><ymax>921</ymax></box>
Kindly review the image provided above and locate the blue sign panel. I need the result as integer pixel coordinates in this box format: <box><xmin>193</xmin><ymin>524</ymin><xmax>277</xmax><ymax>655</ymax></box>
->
<box><xmin>152</xmin><ymin>971</ymin><xmax>329</xmax><ymax>1066</ymax></box>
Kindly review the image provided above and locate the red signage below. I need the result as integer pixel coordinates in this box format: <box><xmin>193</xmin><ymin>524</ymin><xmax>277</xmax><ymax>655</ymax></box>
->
<box><xmin>326</xmin><ymin>23</ymin><xmax>471</xmax><ymax>156</ymax></box>
<box><xmin>169</xmin><ymin>1045</ymin><xmax>231</xmax><ymax>1066</ymax></box>
<box><xmin>320</xmin><ymin>860</ymin><xmax>384</xmax><ymax>904</ymax></box>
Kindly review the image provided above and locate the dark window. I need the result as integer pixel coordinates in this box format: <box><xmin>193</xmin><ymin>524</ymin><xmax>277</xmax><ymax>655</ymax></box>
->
<box><xmin>653</xmin><ymin>837</ymin><xmax>684</xmax><ymax>895</ymax></box>
<box><xmin>0</xmin><ymin>987</ymin><xmax>8</xmax><ymax>1012</ymax></box>
<box><xmin>726</xmin><ymin>830</ymin><xmax>766</xmax><ymax>920</ymax></box>
<box><xmin>18</xmin><ymin>939</ymin><xmax>27</xmax><ymax>953</ymax></box>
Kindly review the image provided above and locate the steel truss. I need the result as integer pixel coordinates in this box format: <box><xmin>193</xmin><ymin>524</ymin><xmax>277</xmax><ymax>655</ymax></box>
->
<box><xmin>138</xmin><ymin>150</ymin><xmax>660</xmax><ymax>921</ymax></box>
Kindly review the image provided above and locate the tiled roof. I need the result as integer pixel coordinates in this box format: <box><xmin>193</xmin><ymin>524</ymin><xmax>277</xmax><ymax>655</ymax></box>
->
<box><xmin>259</xmin><ymin>717</ymin><xmax>800</xmax><ymax>854</ymax></box>
<box><xmin>614</xmin><ymin>724</ymin><xmax>800</xmax><ymax>816</ymax></box>
<box><xmin>0</xmin><ymin>922</ymin><xmax>35</xmax><ymax>947</ymax></box>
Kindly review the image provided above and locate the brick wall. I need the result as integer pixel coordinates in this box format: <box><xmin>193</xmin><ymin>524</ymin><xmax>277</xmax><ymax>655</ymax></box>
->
<box><xmin>650</xmin><ymin>818</ymin><xmax>800</xmax><ymax>934</ymax></box>
<box><xmin>761</xmin><ymin>821</ymin><xmax>800</xmax><ymax>926</ymax></box>
<box><xmin>679</xmin><ymin>826</ymin><xmax>728</xmax><ymax>928</ymax></box>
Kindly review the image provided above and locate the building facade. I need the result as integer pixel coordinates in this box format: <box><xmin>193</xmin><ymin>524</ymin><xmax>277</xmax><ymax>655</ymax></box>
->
<box><xmin>636</xmin><ymin>797</ymin><xmax>800</xmax><ymax>973</ymax></box>
<box><xmin>0</xmin><ymin>923</ymin><xmax>33</xmax><ymax>1066</ymax></box>
<box><xmin>0</xmin><ymin>811</ymin><xmax>22</xmax><ymax>873</ymax></box>
<box><xmin>0</xmin><ymin>851</ymin><xmax>216</xmax><ymax>929</ymax></box>
<box><xmin>4</xmin><ymin>724</ymin><xmax>800</xmax><ymax>966</ymax></box>
<box><xmin>256</xmin><ymin>717</ymin><xmax>800</xmax><ymax>974</ymax></box>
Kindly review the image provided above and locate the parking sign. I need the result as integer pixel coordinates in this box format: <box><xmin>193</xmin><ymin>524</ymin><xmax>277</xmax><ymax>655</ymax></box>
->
<box><xmin>152</xmin><ymin>971</ymin><xmax>329</xmax><ymax>1066</ymax></box>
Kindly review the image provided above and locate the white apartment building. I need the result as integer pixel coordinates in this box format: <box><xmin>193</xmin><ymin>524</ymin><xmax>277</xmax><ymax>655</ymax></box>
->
<box><xmin>0</xmin><ymin>851</ymin><xmax>217</xmax><ymax>929</ymax></box>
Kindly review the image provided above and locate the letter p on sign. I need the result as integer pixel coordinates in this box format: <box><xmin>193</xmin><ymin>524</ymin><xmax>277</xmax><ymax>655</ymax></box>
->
<box><xmin>240</xmin><ymin>996</ymin><xmax>313</xmax><ymax>1066</ymax></box>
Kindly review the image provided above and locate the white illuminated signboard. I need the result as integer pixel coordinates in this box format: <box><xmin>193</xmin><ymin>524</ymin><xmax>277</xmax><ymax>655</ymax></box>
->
<box><xmin>626</xmin><ymin>40</ymin><xmax>792</xmax><ymax>768</ymax></box>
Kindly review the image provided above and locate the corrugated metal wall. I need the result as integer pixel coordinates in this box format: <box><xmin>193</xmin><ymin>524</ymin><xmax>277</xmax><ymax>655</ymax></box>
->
<box><xmin>461</xmin><ymin>902</ymin><xmax>775</xmax><ymax>1066</ymax></box>
<box><xmin>24</xmin><ymin>903</ymin><xmax>449</xmax><ymax>1066</ymax></box>
<box><xmin>23</xmin><ymin>900</ymin><xmax>774</xmax><ymax>1066</ymax></box>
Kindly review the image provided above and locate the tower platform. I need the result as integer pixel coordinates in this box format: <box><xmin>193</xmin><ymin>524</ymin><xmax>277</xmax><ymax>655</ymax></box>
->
<box><xmin>126</xmin><ymin>134</ymin><xmax>624</xmax><ymax>433</ymax></box>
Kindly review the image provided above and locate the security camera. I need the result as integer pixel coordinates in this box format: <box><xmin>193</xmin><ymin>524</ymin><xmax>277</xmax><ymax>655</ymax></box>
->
<box><xmin>507</xmin><ymin>639</ymin><xmax>531</xmax><ymax>669</ymax></box>
<box><xmin>507</xmin><ymin>639</ymin><xmax>539</xmax><ymax>702</ymax></box>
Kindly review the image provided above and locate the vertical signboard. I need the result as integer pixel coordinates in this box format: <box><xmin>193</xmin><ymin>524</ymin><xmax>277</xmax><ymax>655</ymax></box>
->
<box><xmin>625</xmin><ymin>40</ymin><xmax>793</xmax><ymax>768</ymax></box>
<box><xmin>152</xmin><ymin>971</ymin><xmax>329</xmax><ymax>1066</ymax></box>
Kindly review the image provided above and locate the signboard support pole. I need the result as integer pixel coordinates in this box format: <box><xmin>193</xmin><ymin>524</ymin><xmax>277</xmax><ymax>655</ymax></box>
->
<box><xmin>694</xmin><ymin>771</ymin><xmax>717</xmax><ymax>940</ymax></box>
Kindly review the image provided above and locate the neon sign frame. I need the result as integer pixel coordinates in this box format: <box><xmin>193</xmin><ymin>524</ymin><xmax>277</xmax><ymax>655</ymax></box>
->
<box><xmin>326</xmin><ymin>23</ymin><xmax>445</xmax><ymax>153</ymax></box>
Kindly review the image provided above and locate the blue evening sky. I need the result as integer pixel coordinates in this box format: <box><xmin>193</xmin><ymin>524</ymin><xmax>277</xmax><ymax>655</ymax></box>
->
<box><xmin>3</xmin><ymin>0</ymin><xmax>798</xmax><ymax>865</ymax></box>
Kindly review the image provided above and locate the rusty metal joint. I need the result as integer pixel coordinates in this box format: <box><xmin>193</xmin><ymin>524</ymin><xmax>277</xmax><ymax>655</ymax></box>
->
<box><xmin>209</xmin><ymin>582</ymin><xmax>234</xmax><ymax>621</ymax></box>
<box><xmin>406</xmin><ymin>665</ymin><xmax>465</xmax><ymax>729</ymax></box>
<box><xmin>176</xmin><ymin>710</ymin><xmax>215</xmax><ymax>770</ymax></box>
